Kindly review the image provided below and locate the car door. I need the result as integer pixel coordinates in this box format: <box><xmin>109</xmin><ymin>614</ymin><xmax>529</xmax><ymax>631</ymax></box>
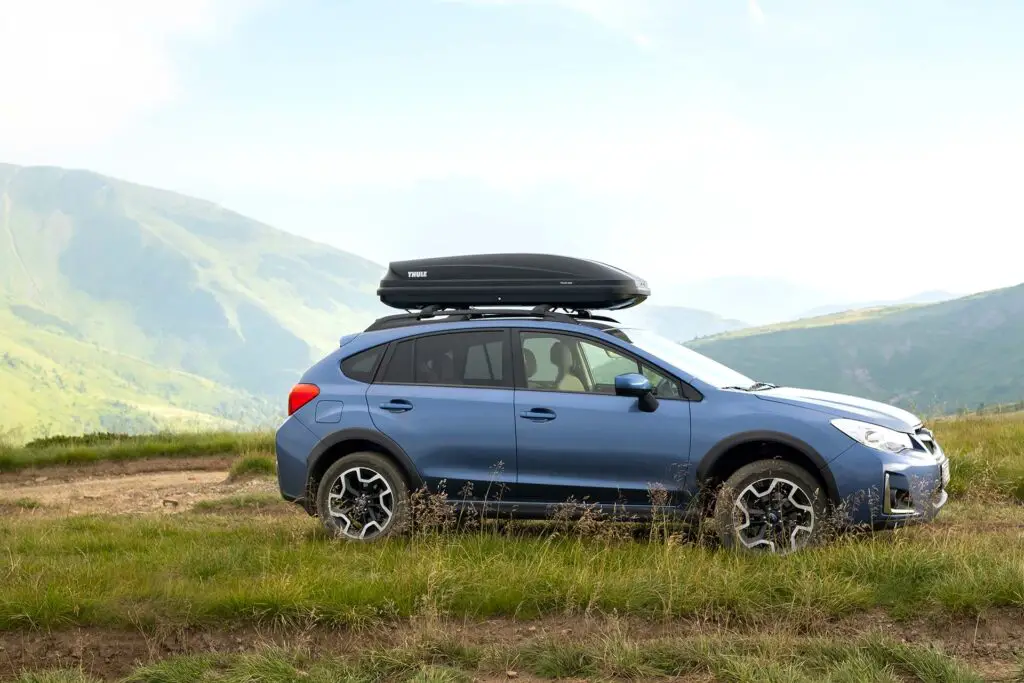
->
<box><xmin>513</xmin><ymin>329</ymin><xmax>692</xmax><ymax>509</ymax></box>
<box><xmin>366</xmin><ymin>328</ymin><xmax>517</xmax><ymax>502</ymax></box>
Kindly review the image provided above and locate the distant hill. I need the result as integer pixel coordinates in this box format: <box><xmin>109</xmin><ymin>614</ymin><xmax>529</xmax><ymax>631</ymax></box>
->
<box><xmin>0</xmin><ymin>163</ymin><xmax>387</xmax><ymax>437</ymax></box>
<box><xmin>615</xmin><ymin>304</ymin><xmax>748</xmax><ymax>342</ymax></box>
<box><xmin>660</xmin><ymin>276</ymin><xmax>849</xmax><ymax>326</ymax></box>
<box><xmin>689</xmin><ymin>285</ymin><xmax>1024</xmax><ymax>415</ymax></box>
<box><xmin>798</xmin><ymin>290</ymin><xmax>959</xmax><ymax>319</ymax></box>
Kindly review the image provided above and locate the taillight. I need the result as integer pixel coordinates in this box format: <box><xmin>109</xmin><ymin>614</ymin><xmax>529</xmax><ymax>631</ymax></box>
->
<box><xmin>288</xmin><ymin>383</ymin><xmax>320</xmax><ymax>415</ymax></box>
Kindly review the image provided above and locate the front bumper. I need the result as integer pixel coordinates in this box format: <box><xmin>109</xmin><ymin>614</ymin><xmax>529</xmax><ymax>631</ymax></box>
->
<box><xmin>869</xmin><ymin>452</ymin><xmax>949</xmax><ymax>529</ymax></box>
<box><xmin>831</xmin><ymin>440</ymin><xmax>949</xmax><ymax>529</ymax></box>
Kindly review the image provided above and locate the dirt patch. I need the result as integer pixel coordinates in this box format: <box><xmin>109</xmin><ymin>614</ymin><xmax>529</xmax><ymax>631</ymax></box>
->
<box><xmin>0</xmin><ymin>611</ymin><xmax>1021</xmax><ymax>681</ymax></box>
<box><xmin>0</xmin><ymin>468</ymin><xmax>280</xmax><ymax>515</ymax></box>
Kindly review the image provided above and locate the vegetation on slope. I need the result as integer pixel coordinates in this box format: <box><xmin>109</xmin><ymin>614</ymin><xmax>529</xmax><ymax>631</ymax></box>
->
<box><xmin>689</xmin><ymin>284</ymin><xmax>1024</xmax><ymax>414</ymax></box>
<box><xmin>0</xmin><ymin>163</ymin><xmax>387</xmax><ymax>437</ymax></box>
<box><xmin>0</xmin><ymin>307</ymin><xmax>279</xmax><ymax>439</ymax></box>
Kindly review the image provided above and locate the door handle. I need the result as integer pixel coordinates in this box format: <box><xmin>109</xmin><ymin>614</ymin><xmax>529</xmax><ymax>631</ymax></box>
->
<box><xmin>520</xmin><ymin>408</ymin><xmax>556</xmax><ymax>422</ymax></box>
<box><xmin>380</xmin><ymin>399</ymin><xmax>413</xmax><ymax>413</ymax></box>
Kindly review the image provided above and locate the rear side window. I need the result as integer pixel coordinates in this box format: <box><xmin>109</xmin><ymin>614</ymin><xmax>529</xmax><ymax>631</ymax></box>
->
<box><xmin>340</xmin><ymin>345</ymin><xmax>384</xmax><ymax>383</ymax></box>
<box><xmin>378</xmin><ymin>330</ymin><xmax>510</xmax><ymax>388</ymax></box>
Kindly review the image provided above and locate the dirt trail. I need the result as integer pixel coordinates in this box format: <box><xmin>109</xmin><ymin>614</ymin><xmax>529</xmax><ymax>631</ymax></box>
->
<box><xmin>0</xmin><ymin>467</ymin><xmax>279</xmax><ymax>515</ymax></box>
<box><xmin>1</xmin><ymin>611</ymin><xmax>1022</xmax><ymax>682</ymax></box>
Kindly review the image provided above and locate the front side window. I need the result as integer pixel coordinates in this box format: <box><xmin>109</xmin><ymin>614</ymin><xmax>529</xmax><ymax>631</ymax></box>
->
<box><xmin>520</xmin><ymin>332</ymin><xmax>682</xmax><ymax>398</ymax></box>
<box><xmin>379</xmin><ymin>330</ymin><xmax>509</xmax><ymax>388</ymax></box>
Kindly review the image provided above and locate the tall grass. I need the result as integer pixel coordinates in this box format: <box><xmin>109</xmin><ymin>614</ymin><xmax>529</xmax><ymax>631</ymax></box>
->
<box><xmin>227</xmin><ymin>451</ymin><xmax>277</xmax><ymax>479</ymax></box>
<box><xmin>0</xmin><ymin>431</ymin><xmax>274</xmax><ymax>472</ymax></box>
<box><xmin>933</xmin><ymin>415</ymin><xmax>1024</xmax><ymax>502</ymax></box>
<box><xmin>0</xmin><ymin>503</ymin><xmax>1022</xmax><ymax>631</ymax></box>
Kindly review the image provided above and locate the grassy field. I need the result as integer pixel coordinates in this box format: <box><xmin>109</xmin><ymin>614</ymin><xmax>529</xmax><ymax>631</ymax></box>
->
<box><xmin>2</xmin><ymin>502</ymin><xmax>1024</xmax><ymax>631</ymax></box>
<box><xmin>2</xmin><ymin>414</ymin><xmax>1023</xmax><ymax>681</ymax></box>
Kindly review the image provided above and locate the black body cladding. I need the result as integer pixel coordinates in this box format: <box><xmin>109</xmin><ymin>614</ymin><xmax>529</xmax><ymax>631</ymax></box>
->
<box><xmin>377</xmin><ymin>253</ymin><xmax>650</xmax><ymax>311</ymax></box>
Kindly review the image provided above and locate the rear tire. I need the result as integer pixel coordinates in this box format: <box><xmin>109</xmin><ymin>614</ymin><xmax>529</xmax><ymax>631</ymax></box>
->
<box><xmin>714</xmin><ymin>459</ymin><xmax>827</xmax><ymax>555</ymax></box>
<box><xmin>315</xmin><ymin>452</ymin><xmax>410</xmax><ymax>541</ymax></box>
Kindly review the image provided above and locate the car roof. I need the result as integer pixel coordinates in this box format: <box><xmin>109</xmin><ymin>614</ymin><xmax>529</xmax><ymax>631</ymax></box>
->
<box><xmin>341</xmin><ymin>315</ymin><xmax>629</xmax><ymax>352</ymax></box>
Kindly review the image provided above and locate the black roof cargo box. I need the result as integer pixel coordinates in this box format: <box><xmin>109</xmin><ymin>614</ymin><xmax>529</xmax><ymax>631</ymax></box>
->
<box><xmin>377</xmin><ymin>253</ymin><xmax>650</xmax><ymax>311</ymax></box>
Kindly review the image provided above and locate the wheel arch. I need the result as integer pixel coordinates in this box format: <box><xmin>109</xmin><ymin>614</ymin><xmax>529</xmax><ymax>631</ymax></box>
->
<box><xmin>305</xmin><ymin>428</ymin><xmax>425</xmax><ymax>513</ymax></box>
<box><xmin>696</xmin><ymin>430</ymin><xmax>840</xmax><ymax>505</ymax></box>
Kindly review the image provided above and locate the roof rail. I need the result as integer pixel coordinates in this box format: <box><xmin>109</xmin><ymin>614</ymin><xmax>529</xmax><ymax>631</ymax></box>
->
<box><xmin>363</xmin><ymin>305</ymin><xmax>621</xmax><ymax>332</ymax></box>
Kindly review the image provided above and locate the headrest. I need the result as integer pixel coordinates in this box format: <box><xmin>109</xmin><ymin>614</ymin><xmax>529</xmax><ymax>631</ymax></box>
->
<box><xmin>549</xmin><ymin>341</ymin><xmax>573</xmax><ymax>367</ymax></box>
<box><xmin>523</xmin><ymin>348</ymin><xmax>537</xmax><ymax>377</ymax></box>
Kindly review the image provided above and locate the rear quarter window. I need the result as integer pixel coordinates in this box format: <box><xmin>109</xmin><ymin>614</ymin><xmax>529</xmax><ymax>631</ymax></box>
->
<box><xmin>340</xmin><ymin>345</ymin><xmax>385</xmax><ymax>383</ymax></box>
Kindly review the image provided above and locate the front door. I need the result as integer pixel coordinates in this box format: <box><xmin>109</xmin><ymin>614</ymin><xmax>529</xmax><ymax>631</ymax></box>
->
<box><xmin>367</xmin><ymin>328</ymin><xmax>517</xmax><ymax>502</ymax></box>
<box><xmin>513</xmin><ymin>330</ymin><xmax>692</xmax><ymax>510</ymax></box>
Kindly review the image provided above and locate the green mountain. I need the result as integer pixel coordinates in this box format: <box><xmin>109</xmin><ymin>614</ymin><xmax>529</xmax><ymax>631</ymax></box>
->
<box><xmin>0</xmin><ymin>163</ymin><xmax>385</xmax><ymax>438</ymax></box>
<box><xmin>689</xmin><ymin>285</ymin><xmax>1024</xmax><ymax>415</ymax></box>
<box><xmin>798</xmin><ymin>290</ymin><xmax>959</xmax><ymax>319</ymax></box>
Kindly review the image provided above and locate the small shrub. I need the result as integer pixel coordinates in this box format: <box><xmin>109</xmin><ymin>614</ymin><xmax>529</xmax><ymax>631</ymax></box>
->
<box><xmin>228</xmin><ymin>453</ymin><xmax>277</xmax><ymax>479</ymax></box>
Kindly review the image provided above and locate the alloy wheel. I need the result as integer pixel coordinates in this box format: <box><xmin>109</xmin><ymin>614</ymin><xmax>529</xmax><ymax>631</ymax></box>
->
<box><xmin>326</xmin><ymin>466</ymin><xmax>395</xmax><ymax>539</ymax></box>
<box><xmin>732</xmin><ymin>477</ymin><xmax>815</xmax><ymax>554</ymax></box>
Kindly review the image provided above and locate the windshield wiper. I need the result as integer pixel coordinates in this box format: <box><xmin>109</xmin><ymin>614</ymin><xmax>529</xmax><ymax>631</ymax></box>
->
<box><xmin>722</xmin><ymin>381</ymin><xmax>778</xmax><ymax>392</ymax></box>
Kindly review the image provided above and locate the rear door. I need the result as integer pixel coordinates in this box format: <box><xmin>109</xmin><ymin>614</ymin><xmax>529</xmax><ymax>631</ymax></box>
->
<box><xmin>513</xmin><ymin>329</ymin><xmax>692</xmax><ymax>508</ymax></box>
<box><xmin>366</xmin><ymin>328</ymin><xmax>517</xmax><ymax>501</ymax></box>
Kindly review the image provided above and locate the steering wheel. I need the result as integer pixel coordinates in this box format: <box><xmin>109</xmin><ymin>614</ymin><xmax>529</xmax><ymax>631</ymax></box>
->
<box><xmin>655</xmin><ymin>377</ymin><xmax>681</xmax><ymax>399</ymax></box>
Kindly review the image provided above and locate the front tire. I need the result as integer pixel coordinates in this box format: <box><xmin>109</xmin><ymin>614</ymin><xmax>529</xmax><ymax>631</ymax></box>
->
<box><xmin>714</xmin><ymin>459</ymin><xmax>827</xmax><ymax>555</ymax></box>
<box><xmin>315</xmin><ymin>452</ymin><xmax>410</xmax><ymax>541</ymax></box>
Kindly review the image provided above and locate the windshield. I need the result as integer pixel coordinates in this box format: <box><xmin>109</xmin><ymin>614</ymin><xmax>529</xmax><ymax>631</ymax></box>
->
<box><xmin>615</xmin><ymin>326</ymin><xmax>756</xmax><ymax>389</ymax></box>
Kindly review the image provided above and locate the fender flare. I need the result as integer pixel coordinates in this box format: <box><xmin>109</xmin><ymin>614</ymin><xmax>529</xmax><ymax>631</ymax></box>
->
<box><xmin>696</xmin><ymin>430</ymin><xmax>840</xmax><ymax>504</ymax></box>
<box><xmin>305</xmin><ymin>427</ymin><xmax>425</xmax><ymax>490</ymax></box>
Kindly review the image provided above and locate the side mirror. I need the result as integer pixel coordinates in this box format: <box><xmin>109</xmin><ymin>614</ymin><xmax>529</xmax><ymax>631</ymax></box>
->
<box><xmin>614</xmin><ymin>372</ymin><xmax>652</xmax><ymax>397</ymax></box>
<box><xmin>615</xmin><ymin>372</ymin><xmax>659</xmax><ymax>413</ymax></box>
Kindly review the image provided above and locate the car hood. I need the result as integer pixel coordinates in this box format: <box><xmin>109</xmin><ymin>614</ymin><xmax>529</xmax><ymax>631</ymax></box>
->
<box><xmin>755</xmin><ymin>387</ymin><xmax>922</xmax><ymax>432</ymax></box>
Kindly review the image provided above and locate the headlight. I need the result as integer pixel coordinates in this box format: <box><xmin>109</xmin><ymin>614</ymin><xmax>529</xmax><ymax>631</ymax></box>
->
<box><xmin>831</xmin><ymin>418</ymin><xmax>914</xmax><ymax>454</ymax></box>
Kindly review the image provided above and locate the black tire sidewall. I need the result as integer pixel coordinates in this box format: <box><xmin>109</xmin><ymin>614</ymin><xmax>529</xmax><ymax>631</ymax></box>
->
<box><xmin>315</xmin><ymin>451</ymin><xmax>410</xmax><ymax>540</ymax></box>
<box><xmin>714</xmin><ymin>459</ymin><xmax>828</xmax><ymax>553</ymax></box>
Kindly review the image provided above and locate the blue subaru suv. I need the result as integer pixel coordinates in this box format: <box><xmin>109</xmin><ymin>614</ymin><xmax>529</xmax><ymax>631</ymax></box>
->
<box><xmin>276</xmin><ymin>254</ymin><xmax>949</xmax><ymax>553</ymax></box>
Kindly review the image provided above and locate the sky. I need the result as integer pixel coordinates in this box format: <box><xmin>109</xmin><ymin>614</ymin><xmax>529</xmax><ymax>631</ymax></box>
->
<box><xmin>2</xmin><ymin>0</ymin><xmax>1023</xmax><ymax>311</ymax></box>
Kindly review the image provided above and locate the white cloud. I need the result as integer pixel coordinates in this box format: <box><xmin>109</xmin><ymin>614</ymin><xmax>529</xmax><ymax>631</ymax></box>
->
<box><xmin>748</xmin><ymin>0</ymin><xmax>765</xmax><ymax>24</ymax></box>
<box><xmin>0</xmin><ymin>0</ymin><xmax>255</xmax><ymax>157</ymax></box>
<box><xmin>443</xmin><ymin>0</ymin><xmax>663</xmax><ymax>48</ymax></box>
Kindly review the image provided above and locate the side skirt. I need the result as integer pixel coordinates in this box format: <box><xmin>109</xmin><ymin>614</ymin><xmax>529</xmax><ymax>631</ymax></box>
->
<box><xmin>444</xmin><ymin>500</ymin><xmax>705</xmax><ymax>523</ymax></box>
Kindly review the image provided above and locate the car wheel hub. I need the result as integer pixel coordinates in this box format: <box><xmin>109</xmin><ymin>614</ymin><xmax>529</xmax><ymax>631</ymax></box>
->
<box><xmin>326</xmin><ymin>466</ymin><xmax>395</xmax><ymax>540</ymax></box>
<box><xmin>732</xmin><ymin>477</ymin><xmax>815</xmax><ymax>554</ymax></box>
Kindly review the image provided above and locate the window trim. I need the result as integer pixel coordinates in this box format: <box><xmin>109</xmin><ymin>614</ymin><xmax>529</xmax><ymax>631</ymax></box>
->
<box><xmin>372</xmin><ymin>327</ymin><xmax>515</xmax><ymax>390</ymax></box>
<box><xmin>511</xmin><ymin>327</ymin><xmax>700</xmax><ymax>401</ymax></box>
